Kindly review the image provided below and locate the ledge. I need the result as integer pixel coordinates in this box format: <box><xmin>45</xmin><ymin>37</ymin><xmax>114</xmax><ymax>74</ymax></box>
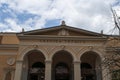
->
<box><xmin>0</xmin><ymin>44</ymin><xmax>18</xmax><ymax>50</ymax></box>
<box><xmin>106</xmin><ymin>47</ymin><xmax>120</xmax><ymax>51</ymax></box>
<box><xmin>18</xmin><ymin>35</ymin><xmax>107</xmax><ymax>41</ymax></box>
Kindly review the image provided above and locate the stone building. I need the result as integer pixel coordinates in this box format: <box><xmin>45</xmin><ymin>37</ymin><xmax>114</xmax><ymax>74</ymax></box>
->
<box><xmin>0</xmin><ymin>21</ymin><xmax>120</xmax><ymax>80</ymax></box>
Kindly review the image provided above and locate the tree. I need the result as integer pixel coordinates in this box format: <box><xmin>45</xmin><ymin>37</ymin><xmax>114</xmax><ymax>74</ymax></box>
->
<box><xmin>100</xmin><ymin>7</ymin><xmax>120</xmax><ymax>80</ymax></box>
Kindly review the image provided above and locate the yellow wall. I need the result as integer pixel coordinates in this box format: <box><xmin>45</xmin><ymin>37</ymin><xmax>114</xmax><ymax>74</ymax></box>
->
<box><xmin>0</xmin><ymin>55</ymin><xmax>16</xmax><ymax>80</ymax></box>
<box><xmin>1</xmin><ymin>33</ymin><xmax>19</xmax><ymax>44</ymax></box>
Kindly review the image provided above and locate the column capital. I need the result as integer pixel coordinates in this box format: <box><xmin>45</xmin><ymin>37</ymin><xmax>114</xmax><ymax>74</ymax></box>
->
<box><xmin>45</xmin><ymin>60</ymin><xmax>52</xmax><ymax>63</ymax></box>
<box><xmin>73</xmin><ymin>61</ymin><xmax>81</xmax><ymax>64</ymax></box>
<box><xmin>16</xmin><ymin>60</ymin><xmax>23</xmax><ymax>63</ymax></box>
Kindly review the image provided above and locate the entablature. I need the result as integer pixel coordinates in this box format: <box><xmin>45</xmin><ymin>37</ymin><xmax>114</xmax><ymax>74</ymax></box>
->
<box><xmin>18</xmin><ymin>35</ymin><xmax>107</xmax><ymax>41</ymax></box>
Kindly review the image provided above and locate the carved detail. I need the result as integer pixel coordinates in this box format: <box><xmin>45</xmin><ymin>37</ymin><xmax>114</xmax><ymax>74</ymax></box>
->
<box><xmin>33</xmin><ymin>45</ymin><xmax>39</xmax><ymax>49</ymax></box>
<box><xmin>58</xmin><ymin>29</ymin><xmax>69</xmax><ymax>36</ymax></box>
<box><xmin>60</xmin><ymin>45</ymin><xmax>66</xmax><ymax>50</ymax></box>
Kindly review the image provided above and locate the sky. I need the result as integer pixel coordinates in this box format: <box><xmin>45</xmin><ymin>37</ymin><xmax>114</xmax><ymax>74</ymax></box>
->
<box><xmin>0</xmin><ymin>0</ymin><xmax>120</xmax><ymax>35</ymax></box>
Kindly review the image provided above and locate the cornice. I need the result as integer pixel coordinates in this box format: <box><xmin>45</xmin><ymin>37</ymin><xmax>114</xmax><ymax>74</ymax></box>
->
<box><xmin>18</xmin><ymin>25</ymin><xmax>105</xmax><ymax>36</ymax></box>
<box><xmin>18</xmin><ymin>35</ymin><xmax>107</xmax><ymax>41</ymax></box>
<box><xmin>0</xmin><ymin>44</ymin><xmax>18</xmax><ymax>50</ymax></box>
<box><xmin>106</xmin><ymin>47</ymin><xmax>120</xmax><ymax>51</ymax></box>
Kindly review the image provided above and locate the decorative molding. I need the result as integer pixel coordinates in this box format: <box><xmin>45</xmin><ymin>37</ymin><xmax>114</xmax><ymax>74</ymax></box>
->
<box><xmin>58</xmin><ymin>29</ymin><xmax>69</xmax><ymax>36</ymax></box>
<box><xmin>60</xmin><ymin>45</ymin><xmax>66</xmax><ymax>50</ymax></box>
<box><xmin>88</xmin><ymin>46</ymin><xmax>93</xmax><ymax>51</ymax></box>
<box><xmin>33</xmin><ymin>45</ymin><xmax>39</xmax><ymax>49</ymax></box>
<box><xmin>19</xmin><ymin>39</ymin><xmax>105</xmax><ymax>47</ymax></box>
<box><xmin>18</xmin><ymin>35</ymin><xmax>107</xmax><ymax>41</ymax></box>
<box><xmin>7</xmin><ymin>57</ymin><xmax>15</xmax><ymax>66</ymax></box>
<box><xmin>18</xmin><ymin>45</ymin><xmax>48</xmax><ymax>60</ymax></box>
<box><xmin>106</xmin><ymin>47</ymin><xmax>120</xmax><ymax>52</ymax></box>
<box><xmin>0</xmin><ymin>44</ymin><xmax>18</xmax><ymax>50</ymax></box>
<box><xmin>68</xmin><ymin>46</ymin><xmax>81</xmax><ymax>55</ymax></box>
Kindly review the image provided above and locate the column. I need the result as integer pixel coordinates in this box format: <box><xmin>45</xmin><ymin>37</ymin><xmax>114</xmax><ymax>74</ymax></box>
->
<box><xmin>2</xmin><ymin>69</ymin><xmax>7</xmax><ymax>80</ymax></box>
<box><xmin>45</xmin><ymin>60</ymin><xmax>52</xmax><ymax>80</ymax></box>
<box><xmin>11</xmin><ymin>69</ymin><xmax>15</xmax><ymax>80</ymax></box>
<box><xmin>22</xmin><ymin>57</ymin><xmax>28</xmax><ymax>80</ymax></box>
<box><xmin>74</xmin><ymin>61</ymin><xmax>81</xmax><ymax>80</ymax></box>
<box><xmin>14</xmin><ymin>60</ymin><xmax>23</xmax><ymax>80</ymax></box>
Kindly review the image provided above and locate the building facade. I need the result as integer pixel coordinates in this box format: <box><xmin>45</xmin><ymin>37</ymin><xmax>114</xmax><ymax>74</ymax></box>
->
<box><xmin>0</xmin><ymin>22</ymin><xmax>120</xmax><ymax>80</ymax></box>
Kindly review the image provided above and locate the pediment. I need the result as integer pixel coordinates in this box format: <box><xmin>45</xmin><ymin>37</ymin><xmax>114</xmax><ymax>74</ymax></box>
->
<box><xmin>20</xmin><ymin>25</ymin><xmax>103</xmax><ymax>37</ymax></box>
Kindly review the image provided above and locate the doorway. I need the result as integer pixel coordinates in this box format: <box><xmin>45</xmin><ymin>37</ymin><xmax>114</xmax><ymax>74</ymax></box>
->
<box><xmin>80</xmin><ymin>51</ymin><xmax>102</xmax><ymax>80</ymax></box>
<box><xmin>30</xmin><ymin>62</ymin><xmax>45</xmax><ymax>80</ymax></box>
<box><xmin>55</xmin><ymin>62</ymin><xmax>69</xmax><ymax>80</ymax></box>
<box><xmin>52</xmin><ymin>50</ymin><xmax>73</xmax><ymax>80</ymax></box>
<box><xmin>22</xmin><ymin>50</ymin><xmax>45</xmax><ymax>80</ymax></box>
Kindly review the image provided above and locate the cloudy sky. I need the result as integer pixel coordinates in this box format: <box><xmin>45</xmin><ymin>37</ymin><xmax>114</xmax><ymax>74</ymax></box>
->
<box><xmin>0</xmin><ymin>0</ymin><xmax>120</xmax><ymax>34</ymax></box>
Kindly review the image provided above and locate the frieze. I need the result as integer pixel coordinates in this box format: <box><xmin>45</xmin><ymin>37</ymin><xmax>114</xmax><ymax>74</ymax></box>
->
<box><xmin>20</xmin><ymin>39</ymin><xmax>105</xmax><ymax>46</ymax></box>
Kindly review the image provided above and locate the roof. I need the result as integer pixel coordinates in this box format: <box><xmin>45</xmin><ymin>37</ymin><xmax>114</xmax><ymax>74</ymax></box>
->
<box><xmin>18</xmin><ymin>23</ymin><xmax>105</xmax><ymax>37</ymax></box>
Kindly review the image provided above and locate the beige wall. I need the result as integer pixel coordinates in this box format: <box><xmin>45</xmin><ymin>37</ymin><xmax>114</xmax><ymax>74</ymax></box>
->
<box><xmin>0</xmin><ymin>55</ymin><xmax>16</xmax><ymax>80</ymax></box>
<box><xmin>1</xmin><ymin>33</ymin><xmax>19</xmax><ymax>44</ymax></box>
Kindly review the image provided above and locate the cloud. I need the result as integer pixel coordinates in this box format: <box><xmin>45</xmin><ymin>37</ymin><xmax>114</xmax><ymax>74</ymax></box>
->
<box><xmin>0</xmin><ymin>0</ymin><xmax>120</xmax><ymax>34</ymax></box>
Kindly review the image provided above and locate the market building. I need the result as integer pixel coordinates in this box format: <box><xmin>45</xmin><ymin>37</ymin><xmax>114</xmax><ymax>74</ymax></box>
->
<box><xmin>0</xmin><ymin>21</ymin><xmax>120</xmax><ymax>80</ymax></box>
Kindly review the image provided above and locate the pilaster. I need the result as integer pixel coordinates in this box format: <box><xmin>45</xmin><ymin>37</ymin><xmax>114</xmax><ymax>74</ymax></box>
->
<box><xmin>45</xmin><ymin>60</ymin><xmax>52</xmax><ymax>80</ymax></box>
<box><xmin>73</xmin><ymin>61</ymin><xmax>81</xmax><ymax>80</ymax></box>
<box><xmin>14</xmin><ymin>60</ymin><xmax>23</xmax><ymax>80</ymax></box>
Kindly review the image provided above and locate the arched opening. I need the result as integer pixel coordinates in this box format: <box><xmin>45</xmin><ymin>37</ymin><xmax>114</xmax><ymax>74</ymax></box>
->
<box><xmin>30</xmin><ymin>62</ymin><xmax>45</xmax><ymax>80</ymax></box>
<box><xmin>55</xmin><ymin>62</ymin><xmax>69</xmax><ymax>80</ymax></box>
<box><xmin>32</xmin><ymin>62</ymin><xmax>45</xmax><ymax>68</ymax></box>
<box><xmin>80</xmin><ymin>51</ymin><xmax>102</xmax><ymax>80</ymax></box>
<box><xmin>52</xmin><ymin>50</ymin><xmax>73</xmax><ymax>80</ymax></box>
<box><xmin>22</xmin><ymin>50</ymin><xmax>45</xmax><ymax>80</ymax></box>
<box><xmin>5</xmin><ymin>72</ymin><xmax>11</xmax><ymax>80</ymax></box>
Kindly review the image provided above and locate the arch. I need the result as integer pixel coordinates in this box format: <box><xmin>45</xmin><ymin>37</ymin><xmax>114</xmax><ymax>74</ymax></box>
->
<box><xmin>50</xmin><ymin>48</ymin><xmax>76</xmax><ymax>61</ymax></box>
<box><xmin>52</xmin><ymin>50</ymin><xmax>73</xmax><ymax>80</ymax></box>
<box><xmin>18</xmin><ymin>47</ymin><xmax>48</xmax><ymax>60</ymax></box>
<box><xmin>23</xmin><ymin>49</ymin><xmax>46</xmax><ymax>61</ymax></box>
<box><xmin>80</xmin><ymin>50</ymin><xmax>103</xmax><ymax>80</ymax></box>
<box><xmin>79</xmin><ymin>48</ymin><xmax>104</xmax><ymax>61</ymax></box>
<box><xmin>52</xmin><ymin>50</ymin><xmax>74</xmax><ymax>61</ymax></box>
<box><xmin>21</xmin><ymin>49</ymin><xmax>46</xmax><ymax>80</ymax></box>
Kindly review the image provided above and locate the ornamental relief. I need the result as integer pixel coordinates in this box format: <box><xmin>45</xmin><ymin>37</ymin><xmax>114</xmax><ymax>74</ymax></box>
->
<box><xmin>106</xmin><ymin>38</ymin><xmax>120</xmax><ymax>47</ymax></box>
<box><xmin>18</xmin><ymin>45</ymin><xmax>48</xmax><ymax>60</ymax></box>
<box><xmin>66</xmin><ymin>46</ymin><xmax>82</xmax><ymax>55</ymax></box>
<box><xmin>20</xmin><ymin>39</ymin><xmax>104</xmax><ymax>47</ymax></box>
<box><xmin>76</xmin><ymin>46</ymin><xmax>105</xmax><ymax>59</ymax></box>
<box><xmin>18</xmin><ymin>42</ymin><xmax>105</xmax><ymax>61</ymax></box>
